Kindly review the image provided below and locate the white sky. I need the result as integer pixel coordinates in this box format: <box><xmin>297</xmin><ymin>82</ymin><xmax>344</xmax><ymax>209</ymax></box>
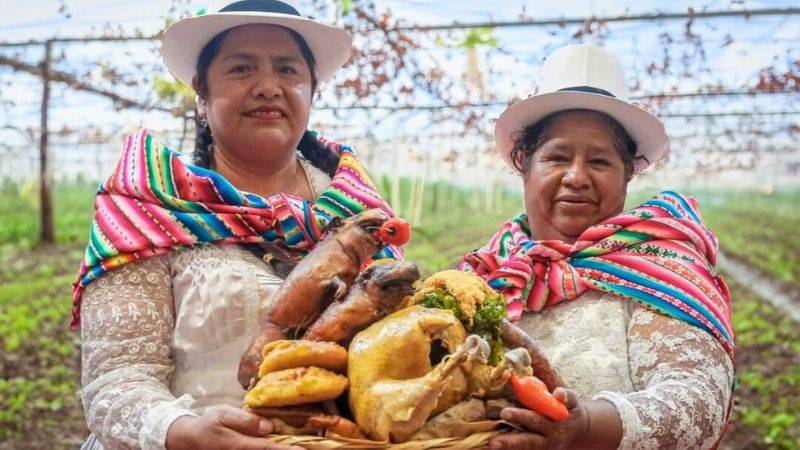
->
<box><xmin>2</xmin><ymin>1</ymin><xmax>797</xmax><ymax>111</ymax></box>
<box><xmin>1</xmin><ymin>1</ymin><xmax>798</xmax><ymax>188</ymax></box>
<box><xmin>3</xmin><ymin>1</ymin><xmax>797</xmax><ymax>36</ymax></box>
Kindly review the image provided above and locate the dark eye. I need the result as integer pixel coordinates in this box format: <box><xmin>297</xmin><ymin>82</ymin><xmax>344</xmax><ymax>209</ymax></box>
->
<box><xmin>229</xmin><ymin>64</ymin><xmax>251</xmax><ymax>74</ymax></box>
<box><xmin>279</xmin><ymin>65</ymin><xmax>298</xmax><ymax>75</ymax></box>
<box><xmin>547</xmin><ymin>154</ymin><xmax>569</xmax><ymax>162</ymax></box>
<box><xmin>590</xmin><ymin>158</ymin><xmax>610</xmax><ymax>165</ymax></box>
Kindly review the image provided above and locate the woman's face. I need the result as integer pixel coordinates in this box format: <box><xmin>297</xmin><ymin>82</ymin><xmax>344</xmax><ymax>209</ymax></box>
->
<box><xmin>198</xmin><ymin>24</ymin><xmax>313</xmax><ymax>167</ymax></box>
<box><xmin>521</xmin><ymin>111</ymin><xmax>630</xmax><ymax>242</ymax></box>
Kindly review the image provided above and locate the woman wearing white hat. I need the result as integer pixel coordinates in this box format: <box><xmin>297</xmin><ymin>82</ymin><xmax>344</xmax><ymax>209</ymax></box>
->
<box><xmin>460</xmin><ymin>45</ymin><xmax>735</xmax><ymax>449</ymax></box>
<box><xmin>75</xmin><ymin>2</ymin><xmax>401</xmax><ymax>449</ymax></box>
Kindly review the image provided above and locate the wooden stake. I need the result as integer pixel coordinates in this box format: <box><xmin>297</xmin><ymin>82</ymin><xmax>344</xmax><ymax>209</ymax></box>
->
<box><xmin>39</xmin><ymin>40</ymin><xmax>54</xmax><ymax>244</ymax></box>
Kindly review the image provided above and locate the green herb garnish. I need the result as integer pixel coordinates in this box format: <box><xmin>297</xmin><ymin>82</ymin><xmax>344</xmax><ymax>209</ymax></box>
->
<box><xmin>418</xmin><ymin>289</ymin><xmax>507</xmax><ymax>365</ymax></box>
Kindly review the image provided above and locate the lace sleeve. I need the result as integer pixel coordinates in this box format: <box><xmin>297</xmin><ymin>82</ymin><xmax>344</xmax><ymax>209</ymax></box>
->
<box><xmin>593</xmin><ymin>304</ymin><xmax>734</xmax><ymax>450</ymax></box>
<box><xmin>80</xmin><ymin>255</ymin><xmax>198</xmax><ymax>450</ymax></box>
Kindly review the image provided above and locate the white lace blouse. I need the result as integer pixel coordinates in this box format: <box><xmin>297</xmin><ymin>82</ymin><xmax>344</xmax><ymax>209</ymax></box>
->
<box><xmin>517</xmin><ymin>291</ymin><xmax>734</xmax><ymax>449</ymax></box>
<box><xmin>79</xmin><ymin>176</ymin><xmax>733</xmax><ymax>450</ymax></box>
<box><xmin>80</xmin><ymin>158</ymin><xmax>333</xmax><ymax>450</ymax></box>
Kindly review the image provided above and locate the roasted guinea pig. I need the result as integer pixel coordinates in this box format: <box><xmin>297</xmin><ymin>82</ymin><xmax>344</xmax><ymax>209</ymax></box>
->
<box><xmin>348</xmin><ymin>306</ymin><xmax>491</xmax><ymax>443</ymax></box>
<box><xmin>499</xmin><ymin>319</ymin><xmax>562</xmax><ymax>391</ymax></box>
<box><xmin>250</xmin><ymin>407</ymin><xmax>367</xmax><ymax>440</ymax></box>
<box><xmin>238</xmin><ymin>209</ymin><xmax>390</xmax><ymax>389</ymax></box>
<box><xmin>304</xmin><ymin>260</ymin><xmax>420</xmax><ymax>344</ymax></box>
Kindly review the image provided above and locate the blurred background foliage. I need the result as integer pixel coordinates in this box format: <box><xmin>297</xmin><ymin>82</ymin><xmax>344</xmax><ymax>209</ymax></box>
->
<box><xmin>1</xmin><ymin>0</ymin><xmax>799</xmax><ymax>448</ymax></box>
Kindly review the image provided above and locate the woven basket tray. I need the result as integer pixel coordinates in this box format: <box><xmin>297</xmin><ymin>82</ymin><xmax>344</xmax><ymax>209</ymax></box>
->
<box><xmin>268</xmin><ymin>430</ymin><xmax>503</xmax><ymax>450</ymax></box>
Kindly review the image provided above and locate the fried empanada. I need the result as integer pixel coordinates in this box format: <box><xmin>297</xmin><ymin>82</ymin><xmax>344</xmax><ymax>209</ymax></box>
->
<box><xmin>245</xmin><ymin>367</ymin><xmax>348</xmax><ymax>408</ymax></box>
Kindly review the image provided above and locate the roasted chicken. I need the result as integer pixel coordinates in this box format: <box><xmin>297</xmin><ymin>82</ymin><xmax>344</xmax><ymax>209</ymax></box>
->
<box><xmin>466</xmin><ymin>347</ymin><xmax>533</xmax><ymax>399</ymax></box>
<box><xmin>348</xmin><ymin>306</ymin><xmax>490</xmax><ymax>442</ymax></box>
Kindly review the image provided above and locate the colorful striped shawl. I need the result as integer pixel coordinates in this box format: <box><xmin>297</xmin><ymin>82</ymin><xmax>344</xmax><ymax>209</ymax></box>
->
<box><xmin>459</xmin><ymin>190</ymin><xmax>734</xmax><ymax>360</ymax></box>
<box><xmin>71</xmin><ymin>129</ymin><xmax>400</xmax><ymax>328</ymax></box>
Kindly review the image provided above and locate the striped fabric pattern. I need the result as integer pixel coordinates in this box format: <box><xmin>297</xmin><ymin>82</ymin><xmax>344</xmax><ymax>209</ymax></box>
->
<box><xmin>459</xmin><ymin>190</ymin><xmax>734</xmax><ymax>360</ymax></box>
<box><xmin>71</xmin><ymin>129</ymin><xmax>400</xmax><ymax>327</ymax></box>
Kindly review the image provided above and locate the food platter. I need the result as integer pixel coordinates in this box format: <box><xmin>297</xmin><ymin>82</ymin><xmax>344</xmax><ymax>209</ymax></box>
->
<box><xmin>237</xmin><ymin>211</ymin><xmax>563</xmax><ymax>448</ymax></box>
<box><xmin>268</xmin><ymin>430</ymin><xmax>505</xmax><ymax>450</ymax></box>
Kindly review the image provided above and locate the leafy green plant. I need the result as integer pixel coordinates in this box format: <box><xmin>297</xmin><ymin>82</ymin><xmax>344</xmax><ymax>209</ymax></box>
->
<box><xmin>721</xmin><ymin>276</ymin><xmax>800</xmax><ymax>449</ymax></box>
<box><xmin>153</xmin><ymin>74</ymin><xmax>196</xmax><ymax>116</ymax></box>
<box><xmin>0</xmin><ymin>179</ymin><xmax>96</xmax><ymax>249</ymax></box>
<box><xmin>436</xmin><ymin>27</ymin><xmax>499</xmax><ymax>49</ymax></box>
<box><xmin>2</xmin><ymin>181</ymin><xmax>799</xmax><ymax>448</ymax></box>
<box><xmin>339</xmin><ymin>0</ymin><xmax>352</xmax><ymax>15</ymax></box>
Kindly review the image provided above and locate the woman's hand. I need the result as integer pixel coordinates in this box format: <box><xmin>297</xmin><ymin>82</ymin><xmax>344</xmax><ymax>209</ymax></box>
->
<box><xmin>165</xmin><ymin>405</ymin><xmax>304</xmax><ymax>450</ymax></box>
<box><xmin>490</xmin><ymin>388</ymin><xmax>623</xmax><ymax>450</ymax></box>
<box><xmin>489</xmin><ymin>388</ymin><xmax>589</xmax><ymax>450</ymax></box>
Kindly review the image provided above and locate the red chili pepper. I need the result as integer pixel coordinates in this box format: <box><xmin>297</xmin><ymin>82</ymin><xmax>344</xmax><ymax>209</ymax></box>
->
<box><xmin>377</xmin><ymin>218</ymin><xmax>411</xmax><ymax>246</ymax></box>
<box><xmin>509</xmin><ymin>373</ymin><xmax>569</xmax><ymax>421</ymax></box>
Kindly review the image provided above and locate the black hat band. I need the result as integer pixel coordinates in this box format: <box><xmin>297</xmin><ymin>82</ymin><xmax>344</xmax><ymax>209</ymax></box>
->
<box><xmin>557</xmin><ymin>86</ymin><xmax>616</xmax><ymax>98</ymax></box>
<box><xmin>221</xmin><ymin>0</ymin><xmax>301</xmax><ymax>16</ymax></box>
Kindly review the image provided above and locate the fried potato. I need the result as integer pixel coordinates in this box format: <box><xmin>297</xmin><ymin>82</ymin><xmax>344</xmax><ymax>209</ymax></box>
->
<box><xmin>258</xmin><ymin>340</ymin><xmax>348</xmax><ymax>377</ymax></box>
<box><xmin>244</xmin><ymin>367</ymin><xmax>348</xmax><ymax>408</ymax></box>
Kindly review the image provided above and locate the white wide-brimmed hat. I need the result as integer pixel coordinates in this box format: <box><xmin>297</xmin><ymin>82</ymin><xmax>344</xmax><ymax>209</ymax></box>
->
<box><xmin>494</xmin><ymin>44</ymin><xmax>669</xmax><ymax>174</ymax></box>
<box><xmin>161</xmin><ymin>0</ymin><xmax>353</xmax><ymax>86</ymax></box>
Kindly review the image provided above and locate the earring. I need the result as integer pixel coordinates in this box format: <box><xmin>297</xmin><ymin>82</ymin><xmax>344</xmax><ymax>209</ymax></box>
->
<box><xmin>199</xmin><ymin>117</ymin><xmax>209</xmax><ymax>128</ymax></box>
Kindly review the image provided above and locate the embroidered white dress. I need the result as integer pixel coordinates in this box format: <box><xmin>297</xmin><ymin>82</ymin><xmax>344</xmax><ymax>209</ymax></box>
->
<box><xmin>79</xmin><ymin>171</ymin><xmax>733</xmax><ymax>449</ymax></box>
<box><xmin>80</xmin><ymin>159</ymin><xmax>332</xmax><ymax>450</ymax></box>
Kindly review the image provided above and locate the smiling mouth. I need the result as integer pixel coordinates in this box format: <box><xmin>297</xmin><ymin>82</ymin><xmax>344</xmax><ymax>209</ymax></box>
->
<box><xmin>555</xmin><ymin>198</ymin><xmax>596</xmax><ymax>209</ymax></box>
<box><xmin>244</xmin><ymin>109</ymin><xmax>285</xmax><ymax>120</ymax></box>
